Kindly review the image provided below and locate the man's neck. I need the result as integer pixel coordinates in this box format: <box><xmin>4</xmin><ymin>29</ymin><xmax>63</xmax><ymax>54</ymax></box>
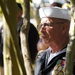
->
<box><xmin>49</xmin><ymin>40</ymin><xmax>68</xmax><ymax>53</ymax></box>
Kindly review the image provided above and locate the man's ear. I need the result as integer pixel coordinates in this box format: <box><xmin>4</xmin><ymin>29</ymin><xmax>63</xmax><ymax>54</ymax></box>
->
<box><xmin>62</xmin><ymin>23</ymin><xmax>69</xmax><ymax>34</ymax></box>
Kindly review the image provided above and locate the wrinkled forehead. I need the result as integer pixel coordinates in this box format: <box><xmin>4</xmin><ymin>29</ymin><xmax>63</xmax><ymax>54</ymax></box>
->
<box><xmin>41</xmin><ymin>17</ymin><xmax>70</xmax><ymax>23</ymax></box>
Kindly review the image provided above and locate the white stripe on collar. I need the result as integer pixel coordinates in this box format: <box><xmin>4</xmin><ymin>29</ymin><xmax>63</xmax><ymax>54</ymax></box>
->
<box><xmin>47</xmin><ymin>48</ymin><xmax>66</xmax><ymax>64</ymax></box>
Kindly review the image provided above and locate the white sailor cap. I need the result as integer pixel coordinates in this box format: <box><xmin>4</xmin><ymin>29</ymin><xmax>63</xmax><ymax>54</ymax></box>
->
<box><xmin>39</xmin><ymin>7</ymin><xmax>70</xmax><ymax>21</ymax></box>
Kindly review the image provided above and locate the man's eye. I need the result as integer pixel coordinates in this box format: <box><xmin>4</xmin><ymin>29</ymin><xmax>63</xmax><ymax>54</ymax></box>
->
<box><xmin>44</xmin><ymin>23</ymin><xmax>50</xmax><ymax>26</ymax></box>
<box><xmin>40</xmin><ymin>23</ymin><xmax>52</xmax><ymax>27</ymax></box>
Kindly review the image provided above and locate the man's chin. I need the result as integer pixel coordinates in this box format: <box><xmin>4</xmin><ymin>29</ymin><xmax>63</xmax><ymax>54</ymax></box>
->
<box><xmin>44</xmin><ymin>40</ymin><xmax>50</xmax><ymax>44</ymax></box>
<box><xmin>42</xmin><ymin>39</ymin><xmax>50</xmax><ymax>44</ymax></box>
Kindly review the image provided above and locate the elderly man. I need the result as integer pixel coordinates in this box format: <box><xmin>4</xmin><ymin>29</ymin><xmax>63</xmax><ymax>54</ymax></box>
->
<box><xmin>34</xmin><ymin>7</ymin><xmax>75</xmax><ymax>75</ymax></box>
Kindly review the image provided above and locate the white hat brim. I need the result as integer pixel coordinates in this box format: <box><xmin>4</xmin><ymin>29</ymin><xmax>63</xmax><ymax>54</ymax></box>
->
<box><xmin>39</xmin><ymin>7</ymin><xmax>70</xmax><ymax>21</ymax></box>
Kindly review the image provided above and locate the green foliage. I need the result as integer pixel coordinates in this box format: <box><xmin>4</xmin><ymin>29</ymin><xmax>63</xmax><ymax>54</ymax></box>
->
<box><xmin>0</xmin><ymin>6</ymin><xmax>2</xmax><ymax>13</ymax></box>
<box><xmin>71</xmin><ymin>0</ymin><xmax>75</xmax><ymax>5</ymax></box>
<box><xmin>30</xmin><ymin>0</ymin><xmax>32</xmax><ymax>3</ymax></box>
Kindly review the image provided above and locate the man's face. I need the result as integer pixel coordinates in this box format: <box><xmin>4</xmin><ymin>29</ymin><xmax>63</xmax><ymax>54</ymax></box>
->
<box><xmin>40</xmin><ymin>17</ymin><xmax>64</xmax><ymax>44</ymax></box>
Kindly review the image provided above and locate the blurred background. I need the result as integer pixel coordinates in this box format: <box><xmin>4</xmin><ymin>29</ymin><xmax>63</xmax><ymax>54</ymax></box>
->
<box><xmin>0</xmin><ymin>0</ymin><xmax>70</xmax><ymax>29</ymax></box>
